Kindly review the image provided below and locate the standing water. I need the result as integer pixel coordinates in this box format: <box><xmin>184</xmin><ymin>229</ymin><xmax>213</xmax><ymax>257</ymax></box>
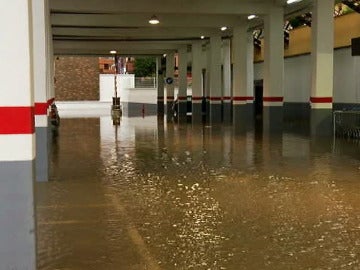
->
<box><xmin>36</xmin><ymin>116</ymin><xmax>360</xmax><ymax>270</ymax></box>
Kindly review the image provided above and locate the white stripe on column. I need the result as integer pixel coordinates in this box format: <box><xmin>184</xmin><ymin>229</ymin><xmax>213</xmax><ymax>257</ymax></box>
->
<box><xmin>264</xmin><ymin>101</ymin><xmax>283</xmax><ymax>107</ymax></box>
<box><xmin>311</xmin><ymin>103</ymin><xmax>332</xmax><ymax>109</ymax></box>
<box><xmin>0</xmin><ymin>135</ymin><xmax>35</xmax><ymax>161</ymax></box>
<box><xmin>233</xmin><ymin>100</ymin><xmax>247</xmax><ymax>105</ymax></box>
<box><xmin>35</xmin><ymin>115</ymin><xmax>48</xmax><ymax>128</ymax></box>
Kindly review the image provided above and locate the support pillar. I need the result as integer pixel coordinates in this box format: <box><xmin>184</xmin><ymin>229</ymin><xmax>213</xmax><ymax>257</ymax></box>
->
<box><xmin>209</xmin><ymin>35</ymin><xmax>222</xmax><ymax>123</ymax></box>
<box><xmin>157</xmin><ymin>56</ymin><xmax>165</xmax><ymax>118</ymax></box>
<box><xmin>178</xmin><ymin>46</ymin><xmax>188</xmax><ymax>122</ymax></box>
<box><xmin>33</xmin><ymin>0</ymin><xmax>50</xmax><ymax>182</ymax></box>
<box><xmin>222</xmin><ymin>39</ymin><xmax>232</xmax><ymax>123</ymax></box>
<box><xmin>310</xmin><ymin>0</ymin><xmax>334</xmax><ymax>136</ymax></box>
<box><xmin>192</xmin><ymin>42</ymin><xmax>204</xmax><ymax>124</ymax></box>
<box><xmin>232</xmin><ymin>24</ymin><xmax>253</xmax><ymax>131</ymax></box>
<box><xmin>0</xmin><ymin>0</ymin><xmax>36</xmax><ymax>268</ymax></box>
<box><xmin>263</xmin><ymin>7</ymin><xmax>284</xmax><ymax>133</ymax></box>
<box><xmin>166</xmin><ymin>52</ymin><xmax>175</xmax><ymax>121</ymax></box>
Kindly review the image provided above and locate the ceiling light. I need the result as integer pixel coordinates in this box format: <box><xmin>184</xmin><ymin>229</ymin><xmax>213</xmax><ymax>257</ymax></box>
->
<box><xmin>287</xmin><ymin>0</ymin><xmax>302</xmax><ymax>4</ymax></box>
<box><xmin>110</xmin><ymin>50</ymin><xmax>117</xmax><ymax>54</ymax></box>
<box><xmin>248</xmin><ymin>14</ymin><xmax>256</xmax><ymax>20</ymax></box>
<box><xmin>220</xmin><ymin>26</ymin><xmax>227</xmax><ymax>31</ymax></box>
<box><xmin>200</xmin><ymin>35</ymin><xmax>205</xmax><ymax>39</ymax></box>
<box><xmin>149</xmin><ymin>15</ymin><xmax>160</xmax><ymax>25</ymax></box>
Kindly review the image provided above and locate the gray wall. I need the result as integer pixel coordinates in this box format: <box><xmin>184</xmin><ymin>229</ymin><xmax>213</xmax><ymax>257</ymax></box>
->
<box><xmin>254</xmin><ymin>47</ymin><xmax>360</xmax><ymax>105</ymax></box>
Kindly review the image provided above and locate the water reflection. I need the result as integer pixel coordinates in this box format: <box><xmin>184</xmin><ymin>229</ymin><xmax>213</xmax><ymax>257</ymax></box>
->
<box><xmin>37</xmin><ymin>115</ymin><xmax>360</xmax><ymax>269</ymax></box>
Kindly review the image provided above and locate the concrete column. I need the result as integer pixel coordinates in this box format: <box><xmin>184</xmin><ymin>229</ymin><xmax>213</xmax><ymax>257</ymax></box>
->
<box><xmin>209</xmin><ymin>35</ymin><xmax>222</xmax><ymax>123</ymax></box>
<box><xmin>205</xmin><ymin>44</ymin><xmax>211</xmax><ymax>121</ymax></box>
<box><xmin>263</xmin><ymin>7</ymin><xmax>284</xmax><ymax>132</ymax></box>
<box><xmin>0</xmin><ymin>0</ymin><xmax>36</xmax><ymax>268</ymax></box>
<box><xmin>178</xmin><ymin>47</ymin><xmax>188</xmax><ymax>122</ymax></box>
<box><xmin>33</xmin><ymin>0</ymin><xmax>50</xmax><ymax>182</ymax></box>
<box><xmin>157</xmin><ymin>56</ymin><xmax>165</xmax><ymax>117</ymax></box>
<box><xmin>222</xmin><ymin>39</ymin><xmax>232</xmax><ymax>123</ymax></box>
<box><xmin>191</xmin><ymin>42</ymin><xmax>204</xmax><ymax>124</ymax></box>
<box><xmin>166</xmin><ymin>52</ymin><xmax>175</xmax><ymax>121</ymax></box>
<box><xmin>46</xmin><ymin>0</ymin><xmax>55</xmax><ymax>103</ymax></box>
<box><xmin>310</xmin><ymin>0</ymin><xmax>334</xmax><ymax>136</ymax></box>
<box><xmin>232</xmin><ymin>24</ymin><xmax>254</xmax><ymax>130</ymax></box>
<box><xmin>246</xmin><ymin>30</ymin><xmax>255</xmax><ymax>122</ymax></box>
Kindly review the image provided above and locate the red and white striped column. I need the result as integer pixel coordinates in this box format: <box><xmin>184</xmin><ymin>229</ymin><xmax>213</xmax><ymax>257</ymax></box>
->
<box><xmin>222</xmin><ymin>39</ymin><xmax>232</xmax><ymax>123</ymax></box>
<box><xmin>232</xmin><ymin>24</ymin><xmax>254</xmax><ymax>129</ymax></box>
<box><xmin>310</xmin><ymin>0</ymin><xmax>334</xmax><ymax>136</ymax></box>
<box><xmin>177</xmin><ymin>46</ymin><xmax>188</xmax><ymax>121</ymax></box>
<box><xmin>209</xmin><ymin>35</ymin><xmax>222</xmax><ymax>123</ymax></box>
<box><xmin>263</xmin><ymin>7</ymin><xmax>285</xmax><ymax>132</ymax></box>
<box><xmin>191</xmin><ymin>41</ymin><xmax>204</xmax><ymax>123</ymax></box>
<box><xmin>166</xmin><ymin>52</ymin><xmax>175</xmax><ymax>121</ymax></box>
<box><xmin>0</xmin><ymin>0</ymin><xmax>36</xmax><ymax>268</ymax></box>
<box><xmin>33</xmin><ymin>0</ymin><xmax>51</xmax><ymax>182</ymax></box>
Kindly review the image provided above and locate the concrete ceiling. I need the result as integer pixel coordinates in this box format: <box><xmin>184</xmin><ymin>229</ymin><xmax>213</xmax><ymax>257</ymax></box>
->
<box><xmin>50</xmin><ymin>0</ymin><xmax>314</xmax><ymax>56</ymax></box>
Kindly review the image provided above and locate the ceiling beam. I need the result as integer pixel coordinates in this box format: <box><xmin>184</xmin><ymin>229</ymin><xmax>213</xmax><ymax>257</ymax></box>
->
<box><xmin>51</xmin><ymin>13</ymin><xmax>245</xmax><ymax>28</ymax></box>
<box><xmin>50</xmin><ymin>0</ymin><xmax>273</xmax><ymax>15</ymax></box>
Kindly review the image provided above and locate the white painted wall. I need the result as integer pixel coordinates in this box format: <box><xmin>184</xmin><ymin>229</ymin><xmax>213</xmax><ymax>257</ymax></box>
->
<box><xmin>99</xmin><ymin>74</ymin><xmax>135</xmax><ymax>101</ymax></box>
<box><xmin>254</xmin><ymin>47</ymin><xmax>360</xmax><ymax>104</ymax></box>
<box><xmin>121</xmin><ymin>88</ymin><xmax>157</xmax><ymax>104</ymax></box>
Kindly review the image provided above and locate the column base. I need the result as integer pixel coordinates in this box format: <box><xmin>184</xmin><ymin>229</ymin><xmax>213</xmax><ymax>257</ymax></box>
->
<box><xmin>178</xmin><ymin>101</ymin><xmax>188</xmax><ymax>123</ymax></box>
<box><xmin>209</xmin><ymin>103</ymin><xmax>222</xmax><ymax>124</ymax></box>
<box><xmin>223</xmin><ymin>102</ymin><xmax>232</xmax><ymax>124</ymax></box>
<box><xmin>233</xmin><ymin>104</ymin><xmax>254</xmax><ymax>132</ymax></box>
<box><xmin>310</xmin><ymin>108</ymin><xmax>333</xmax><ymax>136</ymax></box>
<box><xmin>0</xmin><ymin>161</ymin><xmax>36</xmax><ymax>269</ymax></box>
<box><xmin>192</xmin><ymin>103</ymin><xmax>203</xmax><ymax>124</ymax></box>
<box><xmin>263</xmin><ymin>106</ymin><xmax>283</xmax><ymax>133</ymax></box>
<box><xmin>157</xmin><ymin>101</ymin><xmax>164</xmax><ymax>116</ymax></box>
<box><xmin>36</xmin><ymin>126</ymin><xmax>49</xmax><ymax>182</ymax></box>
<box><xmin>283</xmin><ymin>102</ymin><xmax>310</xmax><ymax>135</ymax></box>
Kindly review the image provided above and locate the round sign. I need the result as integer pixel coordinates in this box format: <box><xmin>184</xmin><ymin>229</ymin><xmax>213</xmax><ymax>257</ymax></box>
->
<box><xmin>165</xmin><ymin>77</ymin><xmax>174</xmax><ymax>84</ymax></box>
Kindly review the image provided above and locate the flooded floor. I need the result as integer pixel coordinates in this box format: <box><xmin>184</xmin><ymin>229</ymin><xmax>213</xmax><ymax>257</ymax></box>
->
<box><xmin>36</xmin><ymin>116</ymin><xmax>360</xmax><ymax>269</ymax></box>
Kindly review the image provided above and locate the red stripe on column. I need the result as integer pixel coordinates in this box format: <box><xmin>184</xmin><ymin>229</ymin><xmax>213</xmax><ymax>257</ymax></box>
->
<box><xmin>233</xmin><ymin>96</ymin><xmax>254</xmax><ymax>101</ymax></box>
<box><xmin>310</xmin><ymin>97</ymin><xmax>332</xmax><ymax>103</ymax></box>
<box><xmin>0</xmin><ymin>107</ymin><xmax>34</xmax><ymax>134</ymax></box>
<box><xmin>192</xmin><ymin>96</ymin><xmax>203</xmax><ymax>101</ymax></box>
<box><xmin>47</xmin><ymin>98</ymin><xmax>55</xmax><ymax>106</ymax></box>
<box><xmin>209</xmin><ymin>97</ymin><xmax>222</xmax><ymax>101</ymax></box>
<box><xmin>178</xmin><ymin>96</ymin><xmax>187</xmax><ymax>101</ymax></box>
<box><xmin>263</xmin><ymin>97</ymin><xmax>284</xmax><ymax>102</ymax></box>
<box><xmin>34</xmin><ymin>102</ymin><xmax>48</xmax><ymax>115</ymax></box>
<box><xmin>223</xmin><ymin>96</ymin><xmax>232</xmax><ymax>101</ymax></box>
<box><xmin>167</xmin><ymin>96</ymin><xmax>174</xmax><ymax>100</ymax></box>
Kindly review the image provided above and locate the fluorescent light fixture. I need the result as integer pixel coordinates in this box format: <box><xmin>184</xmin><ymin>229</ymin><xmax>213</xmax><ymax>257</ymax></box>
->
<box><xmin>110</xmin><ymin>50</ymin><xmax>117</xmax><ymax>54</ymax></box>
<box><xmin>149</xmin><ymin>15</ymin><xmax>160</xmax><ymax>24</ymax></box>
<box><xmin>220</xmin><ymin>26</ymin><xmax>227</xmax><ymax>31</ymax></box>
<box><xmin>248</xmin><ymin>14</ymin><xmax>256</xmax><ymax>20</ymax></box>
<box><xmin>200</xmin><ymin>35</ymin><xmax>205</xmax><ymax>39</ymax></box>
<box><xmin>287</xmin><ymin>0</ymin><xmax>302</xmax><ymax>4</ymax></box>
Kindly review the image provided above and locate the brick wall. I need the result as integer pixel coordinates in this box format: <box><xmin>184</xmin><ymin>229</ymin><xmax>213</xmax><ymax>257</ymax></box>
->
<box><xmin>55</xmin><ymin>56</ymin><xmax>99</xmax><ymax>101</ymax></box>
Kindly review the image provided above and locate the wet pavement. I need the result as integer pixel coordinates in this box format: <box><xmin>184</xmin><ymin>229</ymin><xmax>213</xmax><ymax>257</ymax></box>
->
<box><xmin>36</xmin><ymin>116</ymin><xmax>360</xmax><ymax>269</ymax></box>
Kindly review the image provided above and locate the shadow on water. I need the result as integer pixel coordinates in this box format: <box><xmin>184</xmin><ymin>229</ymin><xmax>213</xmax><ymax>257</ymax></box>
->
<box><xmin>37</xmin><ymin>116</ymin><xmax>360</xmax><ymax>270</ymax></box>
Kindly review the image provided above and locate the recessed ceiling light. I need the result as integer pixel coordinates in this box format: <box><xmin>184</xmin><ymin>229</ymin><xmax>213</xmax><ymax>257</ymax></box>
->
<box><xmin>220</xmin><ymin>26</ymin><xmax>228</xmax><ymax>31</ymax></box>
<box><xmin>200</xmin><ymin>35</ymin><xmax>205</xmax><ymax>39</ymax></box>
<box><xmin>149</xmin><ymin>15</ymin><xmax>160</xmax><ymax>25</ymax></box>
<box><xmin>287</xmin><ymin>0</ymin><xmax>302</xmax><ymax>4</ymax></box>
<box><xmin>110</xmin><ymin>50</ymin><xmax>117</xmax><ymax>54</ymax></box>
<box><xmin>248</xmin><ymin>14</ymin><xmax>256</xmax><ymax>20</ymax></box>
